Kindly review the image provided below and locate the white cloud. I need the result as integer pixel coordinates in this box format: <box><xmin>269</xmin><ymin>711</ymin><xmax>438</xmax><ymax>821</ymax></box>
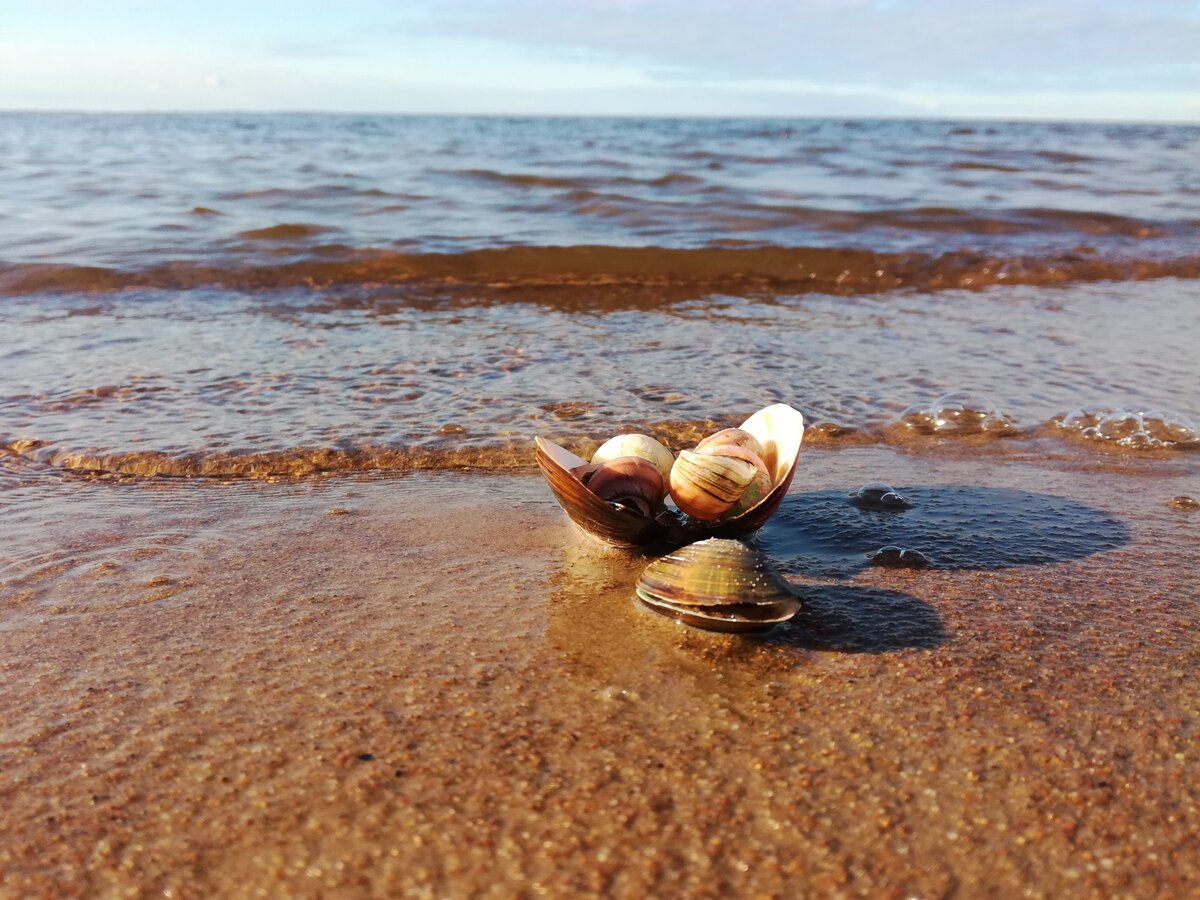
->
<box><xmin>0</xmin><ymin>1</ymin><xmax>1197</xmax><ymax>118</ymax></box>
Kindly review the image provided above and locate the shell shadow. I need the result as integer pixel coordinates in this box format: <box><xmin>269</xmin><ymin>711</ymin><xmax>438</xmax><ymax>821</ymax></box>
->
<box><xmin>756</xmin><ymin>485</ymin><xmax>1130</xmax><ymax>578</ymax></box>
<box><xmin>544</xmin><ymin>539</ymin><xmax>946</xmax><ymax>661</ymax></box>
<box><xmin>773</xmin><ymin>585</ymin><xmax>946</xmax><ymax>653</ymax></box>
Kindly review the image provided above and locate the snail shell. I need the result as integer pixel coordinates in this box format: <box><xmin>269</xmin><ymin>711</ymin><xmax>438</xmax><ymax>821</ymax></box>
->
<box><xmin>668</xmin><ymin>450</ymin><xmax>759</xmax><ymax>521</ymax></box>
<box><xmin>535</xmin><ymin>403</ymin><xmax>804</xmax><ymax>547</ymax></box>
<box><xmin>695</xmin><ymin>427</ymin><xmax>766</xmax><ymax>461</ymax></box>
<box><xmin>592</xmin><ymin>434</ymin><xmax>674</xmax><ymax>483</ymax></box>
<box><xmin>635</xmin><ymin>538</ymin><xmax>800</xmax><ymax>632</ymax></box>
<box><xmin>707</xmin><ymin>403</ymin><xmax>804</xmax><ymax>535</ymax></box>
<box><xmin>587</xmin><ymin>456</ymin><xmax>666</xmax><ymax>517</ymax></box>
<box><xmin>535</xmin><ymin>437</ymin><xmax>668</xmax><ymax>548</ymax></box>
<box><xmin>702</xmin><ymin>445</ymin><xmax>773</xmax><ymax>519</ymax></box>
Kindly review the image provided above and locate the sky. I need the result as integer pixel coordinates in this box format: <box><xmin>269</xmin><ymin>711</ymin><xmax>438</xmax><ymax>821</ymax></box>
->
<box><xmin>2</xmin><ymin>0</ymin><xmax>1198</xmax><ymax>121</ymax></box>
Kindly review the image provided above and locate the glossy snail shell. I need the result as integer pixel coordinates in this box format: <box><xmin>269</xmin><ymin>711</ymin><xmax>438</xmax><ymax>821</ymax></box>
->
<box><xmin>668</xmin><ymin>450</ymin><xmax>759</xmax><ymax>520</ymax></box>
<box><xmin>535</xmin><ymin>437</ymin><xmax>668</xmax><ymax>548</ymax></box>
<box><xmin>702</xmin><ymin>445</ymin><xmax>772</xmax><ymax>518</ymax></box>
<box><xmin>592</xmin><ymin>433</ymin><xmax>674</xmax><ymax>482</ymax></box>
<box><xmin>695</xmin><ymin>427</ymin><xmax>766</xmax><ymax>461</ymax></box>
<box><xmin>535</xmin><ymin>403</ymin><xmax>804</xmax><ymax>548</ymax></box>
<box><xmin>587</xmin><ymin>456</ymin><xmax>666</xmax><ymax>517</ymax></box>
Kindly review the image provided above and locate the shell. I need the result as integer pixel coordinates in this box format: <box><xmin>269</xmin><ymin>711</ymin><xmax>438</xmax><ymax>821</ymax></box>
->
<box><xmin>635</xmin><ymin>538</ymin><xmax>799</xmax><ymax>632</ymax></box>
<box><xmin>535</xmin><ymin>437</ymin><xmax>667</xmax><ymax>548</ymax></box>
<box><xmin>695</xmin><ymin>428</ymin><xmax>766</xmax><ymax>460</ymax></box>
<box><xmin>703</xmin><ymin>445</ymin><xmax>772</xmax><ymax>519</ymax></box>
<box><xmin>700</xmin><ymin>403</ymin><xmax>805</xmax><ymax>537</ymax></box>
<box><xmin>587</xmin><ymin>456</ymin><xmax>666</xmax><ymax>517</ymax></box>
<box><xmin>669</xmin><ymin>450</ymin><xmax>758</xmax><ymax>521</ymax></box>
<box><xmin>592</xmin><ymin>434</ymin><xmax>674</xmax><ymax>482</ymax></box>
<box><xmin>535</xmin><ymin>403</ymin><xmax>804</xmax><ymax>548</ymax></box>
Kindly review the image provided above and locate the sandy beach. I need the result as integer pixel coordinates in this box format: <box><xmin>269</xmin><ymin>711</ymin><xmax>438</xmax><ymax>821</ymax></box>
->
<box><xmin>2</xmin><ymin>113</ymin><xmax>1198</xmax><ymax>896</ymax></box>
<box><xmin>2</xmin><ymin>445</ymin><xmax>1196</xmax><ymax>897</ymax></box>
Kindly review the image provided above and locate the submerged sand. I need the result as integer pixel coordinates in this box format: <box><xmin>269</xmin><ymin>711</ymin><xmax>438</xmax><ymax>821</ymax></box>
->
<box><xmin>1</xmin><ymin>446</ymin><xmax>1197</xmax><ymax>897</ymax></box>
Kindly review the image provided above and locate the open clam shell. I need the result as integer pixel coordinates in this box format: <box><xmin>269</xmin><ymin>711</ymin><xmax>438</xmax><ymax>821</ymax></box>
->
<box><xmin>635</xmin><ymin>538</ymin><xmax>800</xmax><ymax>632</ymax></box>
<box><xmin>535</xmin><ymin>437</ymin><xmax>668</xmax><ymax>548</ymax></box>
<box><xmin>535</xmin><ymin>403</ymin><xmax>804</xmax><ymax>548</ymax></box>
<box><xmin>706</xmin><ymin>403</ymin><xmax>804</xmax><ymax>537</ymax></box>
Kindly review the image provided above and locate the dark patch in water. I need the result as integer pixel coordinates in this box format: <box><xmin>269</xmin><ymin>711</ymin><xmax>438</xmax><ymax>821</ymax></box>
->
<box><xmin>237</xmin><ymin>223</ymin><xmax>332</xmax><ymax>241</ymax></box>
<box><xmin>757</xmin><ymin>486</ymin><xmax>1130</xmax><ymax>576</ymax></box>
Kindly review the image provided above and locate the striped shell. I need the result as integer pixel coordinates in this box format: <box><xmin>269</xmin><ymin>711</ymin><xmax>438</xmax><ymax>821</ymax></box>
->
<box><xmin>635</xmin><ymin>538</ymin><xmax>800</xmax><ymax>632</ymax></box>
<box><xmin>534</xmin><ymin>403</ymin><xmax>804</xmax><ymax>548</ymax></box>
<box><xmin>695</xmin><ymin>428</ymin><xmax>766</xmax><ymax>460</ymax></box>
<box><xmin>668</xmin><ymin>450</ymin><xmax>759</xmax><ymax>520</ymax></box>
<box><xmin>686</xmin><ymin>403</ymin><xmax>805</xmax><ymax>536</ymax></box>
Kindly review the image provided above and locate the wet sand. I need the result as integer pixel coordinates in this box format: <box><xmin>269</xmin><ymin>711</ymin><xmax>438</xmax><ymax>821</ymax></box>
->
<box><xmin>2</xmin><ymin>446</ymin><xmax>1197</xmax><ymax>897</ymax></box>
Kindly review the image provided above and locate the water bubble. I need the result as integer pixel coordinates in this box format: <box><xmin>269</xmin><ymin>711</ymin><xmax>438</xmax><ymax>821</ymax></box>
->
<box><xmin>866</xmin><ymin>546</ymin><xmax>932</xmax><ymax>569</ymax></box>
<box><xmin>897</xmin><ymin>391</ymin><xmax>1016</xmax><ymax>437</ymax></box>
<box><xmin>1056</xmin><ymin>406</ymin><xmax>1198</xmax><ymax>450</ymax></box>
<box><xmin>848</xmin><ymin>482</ymin><xmax>911</xmax><ymax>510</ymax></box>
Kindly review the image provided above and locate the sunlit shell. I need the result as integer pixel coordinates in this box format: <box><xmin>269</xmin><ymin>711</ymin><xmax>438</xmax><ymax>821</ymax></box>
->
<box><xmin>535</xmin><ymin>403</ymin><xmax>804</xmax><ymax>547</ymax></box>
<box><xmin>704</xmin><ymin>445</ymin><xmax>772</xmax><ymax>518</ymax></box>
<box><xmin>592</xmin><ymin>433</ymin><xmax>674</xmax><ymax>482</ymax></box>
<box><xmin>669</xmin><ymin>450</ymin><xmax>758</xmax><ymax>521</ymax></box>
<box><xmin>535</xmin><ymin>437</ymin><xmax>666</xmax><ymax>548</ymax></box>
<box><xmin>695</xmin><ymin>427</ymin><xmax>766</xmax><ymax>460</ymax></box>
<box><xmin>587</xmin><ymin>456</ymin><xmax>666</xmax><ymax>517</ymax></box>
<box><xmin>635</xmin><ymin>538</ymin><xmax>799</xmax><ymax>632</ymax></box>
<box><xmin>698</xmin><ymin>403</ymin><xmax>805</xmax><ymax>536</ymax></box>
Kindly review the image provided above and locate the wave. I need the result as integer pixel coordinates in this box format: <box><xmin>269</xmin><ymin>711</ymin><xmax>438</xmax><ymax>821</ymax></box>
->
<box><xmin>5</xmin><ymin>411</ymin><xmax>1194</xmax><ymax>482</ymax></box>
<box><xmin>221</xmin><ymin>186</ymin><xmax>423</xmax><ymax>202</ymax></box>
<box><xmin>236</xmin><ymin>223</ymin><xmax>334</xmax><ymax>240</ymax></box>
<box><xmin>3</xmin><ymin>244</ymin><xmax>1198</xmax><ymax>302</ymax></box>
<box><xmin>448</xmin><ymin>168</ymin><xmax>706</xmax><ymax>190</ymax></box>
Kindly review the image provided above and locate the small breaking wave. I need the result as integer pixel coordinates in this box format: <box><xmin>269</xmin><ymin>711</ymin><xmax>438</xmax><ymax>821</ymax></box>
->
<box><xmin>1053</xmin><ymin>407</ymin><xmax>1199</xmax><ymax>450</ymax></box>
<box><xmin>2</xmin><ymin>244</ymin><xmax>1198</xmax><ymax>302</ymax></box>
<box><xmin>5</xmin><ymin>399</ymin><xmax>1195</xmax><ymax>484</ymax></box>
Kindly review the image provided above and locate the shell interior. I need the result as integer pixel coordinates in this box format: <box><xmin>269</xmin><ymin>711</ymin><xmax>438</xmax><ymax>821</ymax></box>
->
<box><xmin>534</xmin><ymin>436</ymin><xmax>663</xmax><ymax>549</ymax></box>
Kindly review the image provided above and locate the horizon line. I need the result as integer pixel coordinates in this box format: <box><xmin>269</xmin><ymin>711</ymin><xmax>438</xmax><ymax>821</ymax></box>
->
<box><xmin>2</xmin><ymin>108</ymin><xmax>1198</xmax><ymax>127</ymax></box>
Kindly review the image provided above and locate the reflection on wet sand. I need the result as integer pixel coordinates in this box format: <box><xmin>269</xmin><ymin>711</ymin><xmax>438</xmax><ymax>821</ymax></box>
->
<box><xmin>1</xmin><ymin>452</ymin><xmax>1198</xmax><ymax>895</ymax></box>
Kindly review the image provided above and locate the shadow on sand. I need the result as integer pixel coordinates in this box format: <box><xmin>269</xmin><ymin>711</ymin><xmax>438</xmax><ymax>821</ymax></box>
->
<box><xmin>771</xmin><ymin>585</ymin><xmax>946</xmax><ymax>653</ymax></box>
